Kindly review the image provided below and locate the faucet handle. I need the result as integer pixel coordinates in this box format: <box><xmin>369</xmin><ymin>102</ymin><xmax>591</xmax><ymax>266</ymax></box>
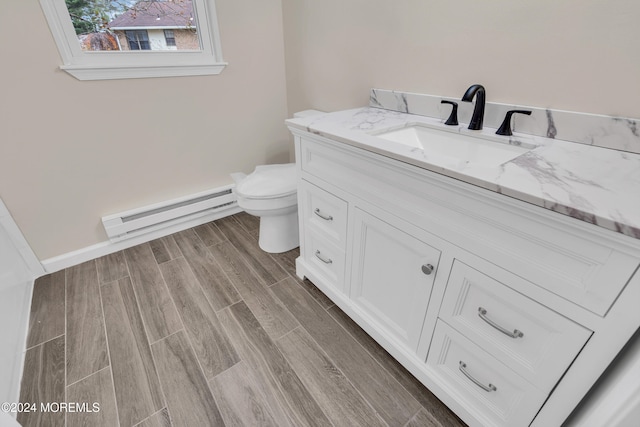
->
<box><xmin>441</xmin><ymin>100</ymin><xmax>459</xmax><ymax>126</ymax></box>
<box><xmin>496</xmin><ymin>110</ymin><xmax>532</xmax><ymax>136</ymax></box>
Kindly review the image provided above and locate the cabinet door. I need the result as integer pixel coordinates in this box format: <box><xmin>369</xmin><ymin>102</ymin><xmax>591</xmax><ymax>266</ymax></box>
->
<box><xmin>350</xmin><ymin>208</ymin><xmax>441</xmax><ymax>352</ymax></box>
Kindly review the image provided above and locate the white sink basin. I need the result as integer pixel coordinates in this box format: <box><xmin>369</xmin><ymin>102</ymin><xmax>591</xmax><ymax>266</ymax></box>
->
<box><xmin>372</xmin><ymin>123</ymin><xmax>537</xmax><ymax>167</ymax></box>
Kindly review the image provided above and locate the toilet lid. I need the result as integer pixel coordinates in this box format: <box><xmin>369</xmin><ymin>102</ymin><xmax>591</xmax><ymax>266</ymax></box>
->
<box><xmin>236</xmin><ymin>163</ymin><xmax>297</xmax><ymax>199</ymax></box>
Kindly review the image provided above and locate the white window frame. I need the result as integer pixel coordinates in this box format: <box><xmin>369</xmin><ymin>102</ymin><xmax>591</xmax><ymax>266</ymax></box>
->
<box><xmin>39</xmin><ymin>0</ymin><xmax>227</xmax><ymax>80</ymax></box>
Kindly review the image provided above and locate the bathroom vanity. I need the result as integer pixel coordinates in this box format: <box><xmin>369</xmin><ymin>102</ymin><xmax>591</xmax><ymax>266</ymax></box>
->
<box><xmin>287</xmin><ymin>93</ymin><xmax>640</xmax><ymax>427</ymax></box>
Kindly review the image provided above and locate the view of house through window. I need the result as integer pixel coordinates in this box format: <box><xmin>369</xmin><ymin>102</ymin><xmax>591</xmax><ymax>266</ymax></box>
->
<box><xmin>66</xmin><ymin>0</ymin><xmax>201</xmax><ymax>51</ymax></box>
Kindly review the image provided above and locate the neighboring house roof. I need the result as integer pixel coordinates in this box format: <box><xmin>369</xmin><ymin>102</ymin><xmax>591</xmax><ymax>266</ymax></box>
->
<box><xmin>108</xmin><ymin>0</ymin><xmax>195</xmax><ymax>30</ymax></box>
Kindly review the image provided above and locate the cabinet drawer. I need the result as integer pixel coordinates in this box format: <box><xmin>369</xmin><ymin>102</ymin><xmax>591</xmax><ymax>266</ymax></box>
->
<box><xmin>427</xmin><ymin>321</ymin><xmax>547</xmax><ymax>427</ymax></box>
<box><xmin>302</xmin><ymin>228</ymin><xmax>346</xmax><ymax>292</ymax></box>
<box><xmin>299</xmin><ymin>179</ymin><xmax>348</xmax><ymax>248</ymax></box>
<box><xmin>439</xmin><ymin>261</ymin><xmax>591</xmax><ymax>390</ymax></box>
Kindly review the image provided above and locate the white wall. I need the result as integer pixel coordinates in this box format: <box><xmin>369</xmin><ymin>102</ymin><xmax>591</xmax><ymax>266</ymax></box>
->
<box><xmin>282</xmin><ymin>0</ymin><xmax>640</xmax><ymax>119</ymax></box>
<box><xmin>0</xmin><ymin>0</ymin><xmax>289</xmax><ymax>260</ymax></box>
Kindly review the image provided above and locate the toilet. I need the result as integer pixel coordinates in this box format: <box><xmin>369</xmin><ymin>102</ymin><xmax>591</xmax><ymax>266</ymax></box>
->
<box><xmin>232</xmin><ymin>163</ymin><xmax>299</xmax><ymax>253</ymax></box>
<box><xmin>232</xmin><ymin>110</ymin><xmax>324</xmax><ymax>253</ymax></box>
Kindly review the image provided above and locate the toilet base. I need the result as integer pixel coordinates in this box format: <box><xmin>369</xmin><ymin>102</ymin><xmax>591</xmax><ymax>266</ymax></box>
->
<box><xmin>257</xmin><ymin>210</ymin><xmax>299</xmax><ymax>253</ymax></box>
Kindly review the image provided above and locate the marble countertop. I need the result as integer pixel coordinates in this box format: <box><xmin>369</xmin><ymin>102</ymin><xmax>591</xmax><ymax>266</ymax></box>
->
<box><xmin>287</xmin><ymin>107</ymin><xmax>640</xmax><ymax>240</ymax></box>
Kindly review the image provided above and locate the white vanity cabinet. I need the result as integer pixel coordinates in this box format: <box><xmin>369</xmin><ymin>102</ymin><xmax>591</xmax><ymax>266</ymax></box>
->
<box><xmin>291</xmin><ymin>129</ymin><xmax>640</xmax><ymax>427</ymax></box>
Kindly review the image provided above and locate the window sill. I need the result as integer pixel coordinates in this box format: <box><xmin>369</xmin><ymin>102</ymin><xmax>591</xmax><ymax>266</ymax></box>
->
<box><xmin>60</xmin><ymin>62</ymin><xmax>227</xmax><ymax>80</ymax></box>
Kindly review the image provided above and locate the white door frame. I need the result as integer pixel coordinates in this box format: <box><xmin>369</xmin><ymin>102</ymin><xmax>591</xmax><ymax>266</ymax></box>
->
<box><xmin>0</xmin><ymin>199</ymin><xmax>44</xmax><ymax>278</ymax></box>
<box><xmin>0</xmin><ymin>198</ymin><xmax>43</xmax><ymax>407</ymax></box>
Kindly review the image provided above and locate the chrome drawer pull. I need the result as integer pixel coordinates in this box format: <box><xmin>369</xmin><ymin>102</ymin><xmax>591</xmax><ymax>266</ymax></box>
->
<box><xmin>478</xmin><ymin>307</ymin><xmax>524</xmax><ymax>339</ymax></box>
<box><xmin>315</xmin><ymin>250</ymin><xmax>333</xmax><ymax>264</ymax></box>
<box><xmin>459</xmin><ymin>361</ymin><xmax>497</xmax><ymax>392</ymax></box>
<box><xmin>314</xmin><ymin>208</ymin><xmax>333</xmax><ymax>221</ymax></box>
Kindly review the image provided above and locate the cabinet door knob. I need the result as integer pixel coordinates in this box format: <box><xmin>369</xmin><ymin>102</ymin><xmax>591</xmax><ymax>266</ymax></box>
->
<box><xmin>421</xmin><ymin>264</ymin><xmax>434</xmax><ymax>275</ymax></box>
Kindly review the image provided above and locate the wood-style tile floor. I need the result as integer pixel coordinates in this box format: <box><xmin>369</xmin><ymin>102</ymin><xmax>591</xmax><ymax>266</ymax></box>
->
<box><xmin>18</xmin><ymin>212</ymin><xmax>465</xmax><ymax>427</ymax></box>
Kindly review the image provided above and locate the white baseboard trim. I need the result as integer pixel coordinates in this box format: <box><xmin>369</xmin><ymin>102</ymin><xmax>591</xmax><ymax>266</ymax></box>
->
<box><xmin>41</xmin><ymin>205</ymin><xmax>242</xmax><ymax>273</ymax></box>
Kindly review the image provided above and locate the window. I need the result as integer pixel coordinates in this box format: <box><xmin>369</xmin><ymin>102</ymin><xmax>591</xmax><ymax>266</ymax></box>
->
<box><xmin>39</xmin><ymin>0</ymin><xmax>226</xmax><ymax>80</ymax></box>
<box><xmin>164</xmin><ymin>30</ymin><xmax>176</xmax><ymax>47</ymax></box>
<box><xmin>126</xmin><ymin>30</ymin><xmax>150</xmax><ymax>50</ymax></box>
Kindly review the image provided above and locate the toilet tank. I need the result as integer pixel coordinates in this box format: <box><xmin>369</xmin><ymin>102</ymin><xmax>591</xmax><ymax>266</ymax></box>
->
<box><xmin>289</xmin><ymin>110</ymin><xmax>324</xmax><ymax>163</ymax></box>
<box><xmin>293</xmin><ymin>110</ymin><xmax>324</xmax><ymax>118</ymax></box>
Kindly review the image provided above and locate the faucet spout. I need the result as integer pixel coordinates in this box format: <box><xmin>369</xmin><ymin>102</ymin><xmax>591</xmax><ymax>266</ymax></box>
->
<box><xmin>461</xmin><ymin>84</ymin><xmax>485</xmax><ymax>130</ymax></box>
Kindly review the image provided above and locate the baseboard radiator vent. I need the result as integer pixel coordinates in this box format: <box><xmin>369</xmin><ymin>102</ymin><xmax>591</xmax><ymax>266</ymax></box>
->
<box><xmin>102</xmin><ymin>184</ymin><xmax>238</xmax><ymax>242</ymax></box>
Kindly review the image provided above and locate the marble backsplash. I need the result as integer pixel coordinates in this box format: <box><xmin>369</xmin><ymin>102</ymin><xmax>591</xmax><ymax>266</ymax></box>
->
<box><xmin>370</xmin><ymin>89</ymin><xmax>640</xmax><ymax>155</ymax></box>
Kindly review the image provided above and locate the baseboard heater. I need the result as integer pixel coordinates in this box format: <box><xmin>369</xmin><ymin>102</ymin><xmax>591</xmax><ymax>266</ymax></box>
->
<box><xmin>102</xmin><ymin>184</ymin><xmax>238</xmax><ymax>242</ymax></box>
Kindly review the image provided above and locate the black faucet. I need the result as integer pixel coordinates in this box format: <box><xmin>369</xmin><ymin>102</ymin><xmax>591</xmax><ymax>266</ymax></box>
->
<box><xmin>461</xmin><ymin>84</ymin><xmax>485</xmax><ymax>130</ymax></box>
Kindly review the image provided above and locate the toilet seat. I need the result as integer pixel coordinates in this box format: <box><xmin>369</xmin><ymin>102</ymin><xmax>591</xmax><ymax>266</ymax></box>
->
<box><xmin>235</xmin><ymin>163</ymin><xmax>297</xmax><ymax>200</ymax></box>
<box><xmin>236</xmin><ymin>192</ymin><xmax>298</xmax><ymax>212</ymax></box>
